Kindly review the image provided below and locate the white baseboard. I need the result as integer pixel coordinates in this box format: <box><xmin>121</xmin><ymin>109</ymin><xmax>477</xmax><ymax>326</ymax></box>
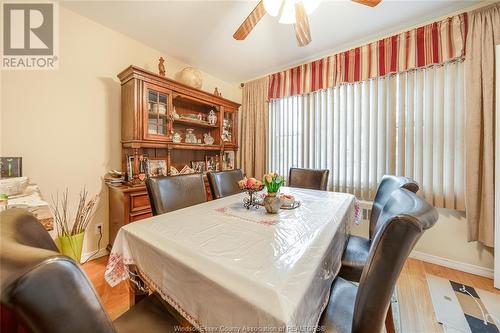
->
<box><xmin>80</xmin><ymin>248</ymin><xmax>108</xmax><ymax>263</ymax></box>
<box><xmin>410</xmin><ymin>251</ymin><xmax>494</xmax><ymax>279</ymax></box>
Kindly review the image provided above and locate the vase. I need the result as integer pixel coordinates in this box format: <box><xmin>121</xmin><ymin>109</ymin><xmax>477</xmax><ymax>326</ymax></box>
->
<box><xmin>264</xmin><ymin>192</ymin><xmax>281</xmax><ymax>214</ymax></box>
<box><xmin>203</xmin><ymin>133</ymin><xmax>215</xmax><ymax>145</ymax></box>
<box><xmin>59</xmin><ymin>232</ymin><xmax>85</xmax><ymax>262</ymax></box>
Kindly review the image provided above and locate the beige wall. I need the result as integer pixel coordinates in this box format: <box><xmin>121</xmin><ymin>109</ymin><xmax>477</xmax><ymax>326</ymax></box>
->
<box><xmin>0</xmin><ymin>68</ymin><xmax>2</xmax><ymax>157</ymax></box>
<box><xmin>351</xmin><ymin>209</ymin><xmax>495</xmax><ymax>271</ymax></box>
<box><xmin>1</xmin><ymin>6</ymin><xmax>241</xmax><ymax>258</ymax></box>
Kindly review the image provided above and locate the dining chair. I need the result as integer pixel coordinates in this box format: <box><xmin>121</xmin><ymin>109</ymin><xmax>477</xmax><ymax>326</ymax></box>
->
<box><xmin>207</xmin><ymin>169</ymin><xmax>243</xmax><ymax>199</ymax></box>
<box><xmin>319</xmin><ymin>188</ymin><xmax>438</xmax><ymax>333</ymax></box>
<box><xmin>339</xmin><ymin>175</ymin><xmax>419</xmax><ymax>282</ymax></box>
<box><xmin>0</xmin><ymin>208</ymin><xmax>179</xmax><ymax>333</ymax></box>
<box><xmin>145</xmin><ymin>173</ymin><xmax>207</xmax><ymax>215</ymax></box>
<box><xmin>288</xmin><ymin>167</ymin><xmax>330</xmax><ymax>191</ymax></box>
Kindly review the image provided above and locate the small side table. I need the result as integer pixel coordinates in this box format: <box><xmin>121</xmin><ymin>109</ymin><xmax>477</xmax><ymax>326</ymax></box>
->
<box><xmin>7</xmin><ymin>185</ymin><xmax>53</xmax><ymax>231</ymax></box>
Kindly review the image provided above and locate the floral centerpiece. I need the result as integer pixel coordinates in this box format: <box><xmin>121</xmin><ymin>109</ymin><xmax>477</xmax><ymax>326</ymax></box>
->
<box><xmin>262</xmin><ymin>172</ymin><xmax>285</xmax><ymax>214</ymax></box>
<box><xmin>238</xmin><ymin>177</ymin><xmax>264</xmax><ymax>209</ymax></box>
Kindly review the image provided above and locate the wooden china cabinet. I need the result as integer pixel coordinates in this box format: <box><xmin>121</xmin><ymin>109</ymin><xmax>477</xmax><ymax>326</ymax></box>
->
<box><xmin>107</xmin><ymin>66</ymin><xmax>240</xmax><ymax>249</ymax></box>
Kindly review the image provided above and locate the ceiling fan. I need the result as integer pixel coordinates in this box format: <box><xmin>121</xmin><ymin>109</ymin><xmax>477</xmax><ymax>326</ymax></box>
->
<box><xmin>233</xmin><ymin>0</ymin><xmax>382</xmax><ymax>47</ymax></box>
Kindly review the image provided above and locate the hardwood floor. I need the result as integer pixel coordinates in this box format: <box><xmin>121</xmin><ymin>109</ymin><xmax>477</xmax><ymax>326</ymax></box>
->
<box><xmin>82</xmin><ymin>256</ymin><xmax>499</xmax><ymax>332</ymax></box>
<box><xmin>82</xmin><ymin>256</ymin><xmax>130</xmax><ymax>320</ymax></box>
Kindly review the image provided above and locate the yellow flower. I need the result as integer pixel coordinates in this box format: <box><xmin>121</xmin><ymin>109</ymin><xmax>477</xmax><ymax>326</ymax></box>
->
<box><xmin>238</xmin><ymin>178</ymin><xmax>247</xmax><ymax>189</ymax></box>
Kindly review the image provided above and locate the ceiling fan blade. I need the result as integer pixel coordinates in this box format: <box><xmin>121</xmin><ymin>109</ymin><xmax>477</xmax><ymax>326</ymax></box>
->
<box><xmin>233</xmin><ymin>1</ymin><xmax>266</xmax><ymax>40</ymax></box>
<box><xmin>294</xmin><ymin>2</ymin><xmax>311</xmax><ymax>47</ymax></box>
<box><xmin>352</xmin><ymin>0</ymin><xmax>382</xmax><ymax>7</ymax></box>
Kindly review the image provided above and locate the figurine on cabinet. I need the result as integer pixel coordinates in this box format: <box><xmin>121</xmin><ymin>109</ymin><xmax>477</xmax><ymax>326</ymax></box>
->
<box><xmin>203</xmin><ymin>133</ymin><xmax>215</xmax><ymax>145</ymax></box>
<box><xmin>158</xmin><ymin>57</ymin><xmax>166</xmax><ymax>77</ymax></box>
<box><xmin>185</xmin><ymin>129</ymin><xmax>197</xmax><ymax>144</ymax></box>
<box><xmin>213</xmin><ymin>87</ymin><xmax>222</xmax><ymax>97</ymax></box>
<box><xmin>208</xmin><ymin>110</ymin><xmax>217</xmax><ymax>125</ymax></box>
<box><xmin>172</xmin><ymin>132</ymin><xmax>182</xmax><ymax>143</ymax></box>
<box><xmin>171</xmin><ymin>107</ymin><xmax>180</xmax><ymax>120</ymax></box>
<box><xmin>221</xmin><ymin>118</ymin><xmax>232</xmax><ymax>142</ymax></box>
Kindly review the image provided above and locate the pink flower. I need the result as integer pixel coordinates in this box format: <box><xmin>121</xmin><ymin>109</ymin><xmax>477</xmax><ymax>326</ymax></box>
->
<box><xmin>252</xmin><ymin>180</ymin><xmax>263</xmax><ymax>190</ymax></box>
<box><xmin>246</xmin><ymin>177</ymin><xmax>257</xmax><ymax>188</ymax></box>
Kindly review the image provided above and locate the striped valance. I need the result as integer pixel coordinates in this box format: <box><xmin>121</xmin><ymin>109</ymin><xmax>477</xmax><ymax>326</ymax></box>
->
<box><xmin>268</xmin><ymin>13</ymin><xmax>468</xmax><ymax>99</ymax></box>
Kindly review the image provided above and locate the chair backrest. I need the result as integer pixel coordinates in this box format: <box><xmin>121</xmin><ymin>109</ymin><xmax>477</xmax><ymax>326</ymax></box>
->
<box><xmin>0</xmin><ymin>209</ymin><xmax>59</xmax><ymax>287</ymax></box>
<box><xmin>2</xmin><ymin>257</ymin><xmax>116</xmax><ymax>333</ymax></box>
<box><xmin>369</xmin><ymin>175</ymin><xmax>419</xmax><ymax>239</ymax></box>
<box><xmin>352</xmin><ymin>189</ymin><xmax>438</xmax><ymax>333</ymax></box>
<box><xmin>145</xmin><ymin>173</ymin><xmax>207</xmax><ymax>215</ymax></box>
<box><xmin>288</xmin><ymin>168</ymin><xmax>330</xmax><ymax>191</ymax></box>
<box><xmin>207</xmin><ymin>169</ymin><xmax>243</xmax><ymax>199</ymax></box>
<box><xmin>0</xmin><ymin>209</ymin><xmax>115</xmax><ymax>333</ymax></box>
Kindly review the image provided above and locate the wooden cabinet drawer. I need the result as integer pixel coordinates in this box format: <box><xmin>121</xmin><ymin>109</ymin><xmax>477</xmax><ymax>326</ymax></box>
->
<box><xmin>130</xmin><ymin>211</ymin><xmax>152</xmax><ymax>222</ymax></box>
<box><xmin>130</xmin><ymin>191</ymin><xmax>150</xmax><ymax>212</ymax></box>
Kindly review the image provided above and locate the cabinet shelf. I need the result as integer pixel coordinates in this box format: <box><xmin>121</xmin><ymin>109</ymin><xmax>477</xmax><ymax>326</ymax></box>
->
<box><xmin>170</xmin><ymin>143</ymin><xmax>221</xmax><ymax>151</ymax></box>
<box><xmin>148</xmin><ymin>112</ymin><xmax>168</xmax><ymax>118</ymax></box>
<box><xmin>173</xmin><ymin>118</ymin><xmax>218</xmax><ymax>128</ymax></box>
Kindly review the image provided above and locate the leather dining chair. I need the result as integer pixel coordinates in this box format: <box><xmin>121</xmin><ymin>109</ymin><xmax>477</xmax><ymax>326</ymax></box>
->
<box><xmin>288</xmin><ymin>167</ymin><xmax>330</xmax><ymax>191</ymax></box>
<box><xmin>146</xmin><ymin>173</ymin><xmax>207</xmax><ymax>215</ymax></box>
<box><xmin>319</xmin><ymin>188</ymin><xmax>438</xmax><ymax>333</ymax></box>
<box><xmin>339</xmin><ymin>175</ymin><xmax>419</xmax><ymax>282</ymax></box>
<box><xmin>207</xmin><ymin>169</ymin><xmax>243</xmax><ymax>199</ymax></box>
<box><xmin>1</xmin><ymin>208</ymin><xmax>179</xmax><ymax>333</ymax></box>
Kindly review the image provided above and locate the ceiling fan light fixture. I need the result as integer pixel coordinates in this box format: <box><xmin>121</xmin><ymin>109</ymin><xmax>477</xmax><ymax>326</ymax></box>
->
<box><xmin>278</xmin><ymin>0</ymin><xmax>296</xmax><ymax>24</ymax></box>
<box><xmin>278</xmin><ymin>0</ymin><xmax>321</xmax><ymax>24</ymax></box>
<box><xmin>302</xmin><ymin>0</ymin><xmax>321</xmax><ymax>15</ymax></box>
<box><xmin>263</xmin><ymin>0</ymin><xmax>282</xmax><ymax>17</ymax></box>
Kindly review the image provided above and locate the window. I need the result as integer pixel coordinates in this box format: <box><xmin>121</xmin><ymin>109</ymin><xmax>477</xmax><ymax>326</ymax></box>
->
<box><xmin>268</xmin><ymin>61</ymin><xmax>464</xmax><ymax>210</ymax></box>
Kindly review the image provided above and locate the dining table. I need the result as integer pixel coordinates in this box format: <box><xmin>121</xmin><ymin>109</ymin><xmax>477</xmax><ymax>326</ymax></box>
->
<box><xmin>105</xmin><ymin>186</ymin><xmax>357</xmax><ymax>333</ymax></box>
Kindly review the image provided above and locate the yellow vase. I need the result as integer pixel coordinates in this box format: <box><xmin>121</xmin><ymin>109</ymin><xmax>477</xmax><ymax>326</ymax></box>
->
<box><xmin>59</xmin><ymin>232</ymin><xmax>85</xmax><ymax>262</ymax></box>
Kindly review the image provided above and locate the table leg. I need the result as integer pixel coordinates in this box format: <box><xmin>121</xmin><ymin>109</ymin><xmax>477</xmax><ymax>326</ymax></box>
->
<box><xmin>385</xmin><ymin>303</ymin><xmax>396</xmax><ymax>333</ymax></box>
<box><xmin>127</xmin><ymin>265</ymin><xmax>148</xmax><ymax>307</ymax></box>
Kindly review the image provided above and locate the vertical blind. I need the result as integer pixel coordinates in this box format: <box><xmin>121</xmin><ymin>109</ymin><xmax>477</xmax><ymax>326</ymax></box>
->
<box><xmin>268</xmin><ymin>60</ymin><xmax>465</xmax><ymax>210</ymax></box>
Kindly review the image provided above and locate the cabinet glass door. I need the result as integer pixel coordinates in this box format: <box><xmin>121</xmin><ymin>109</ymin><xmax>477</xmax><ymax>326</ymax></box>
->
<box><xmin>145</xmin><ymin>84</ymin><xmax>170</xmax><ymax>140</ymax></box>
<box><xmin>222</xmin><ymin>111</ymin><xmax>235</xmax><ymax>145</ymax></box>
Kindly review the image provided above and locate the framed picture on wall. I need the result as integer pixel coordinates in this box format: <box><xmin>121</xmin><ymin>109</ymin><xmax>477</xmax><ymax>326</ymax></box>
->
<box><xmin>0</xmin><ymin>157</ymin><xmax>22</xmax><ymax>178</ymax></box>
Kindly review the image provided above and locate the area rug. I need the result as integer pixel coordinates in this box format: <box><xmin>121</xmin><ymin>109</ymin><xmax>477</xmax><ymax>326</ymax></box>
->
<box><xmin>426</xmin><ymin>274</ymin><xmax>500</xmax><ymax>333</ymax></box>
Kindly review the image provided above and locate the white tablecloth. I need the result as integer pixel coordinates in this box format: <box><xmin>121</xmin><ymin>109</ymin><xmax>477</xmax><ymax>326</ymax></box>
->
<box><xmin>105</xmin><ymin>187</ymin><xmax>355</xmax><ymax>332</ymax></box>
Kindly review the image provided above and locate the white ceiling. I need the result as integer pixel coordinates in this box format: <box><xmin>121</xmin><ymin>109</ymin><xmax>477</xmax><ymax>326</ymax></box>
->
<box><xmin>62</xmin><ymin>0</ymin><xmax>480</xmax><ymax>83</ymax></box>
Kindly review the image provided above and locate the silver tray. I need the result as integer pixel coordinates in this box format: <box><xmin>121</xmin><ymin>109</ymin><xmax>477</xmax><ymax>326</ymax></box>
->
<box><xmin>281</xmin><ymin>201</ymin><xmax>301</xmax><ymax>210</ymax></box>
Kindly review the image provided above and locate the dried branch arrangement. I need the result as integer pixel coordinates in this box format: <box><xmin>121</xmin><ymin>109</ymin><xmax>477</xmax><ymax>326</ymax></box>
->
<box><xmin>51</xmin><ymin>188</ymin><xmax>99</xmax><ymax>237</ymax></box>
